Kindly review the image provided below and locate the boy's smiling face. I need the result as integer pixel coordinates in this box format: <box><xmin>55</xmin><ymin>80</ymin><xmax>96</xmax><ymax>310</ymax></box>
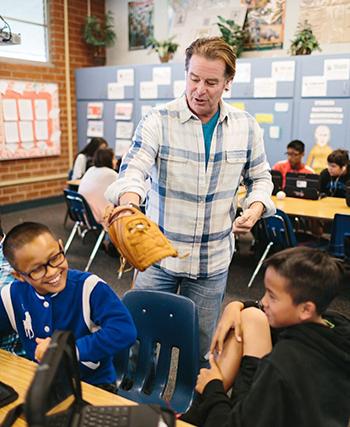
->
<box><xmin>12</xmin><ymin>232</ymin><xmax>68</xmax><ymax>295</ymax></box>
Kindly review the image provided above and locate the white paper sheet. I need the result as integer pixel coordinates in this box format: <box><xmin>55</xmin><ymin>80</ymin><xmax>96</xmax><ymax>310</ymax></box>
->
<box><xmin>173</xmin><ymin>80</ymin><xmax>186</xmax><ymax>98</ymax></box>
<box><xmin>18</xmin><ymin>99</ymin><xmax>33</xmax><ymax>120</ymax></box>
<box><xmin>140</xmin><ymin>81</ymin><xmax>158</xmax><ymax>99</ymax></box>
<box><xmin>117</xmin><ymin>69</ymin><xmax>134</xmax><ymax>86</ymax></box>
<box><xmin>115</xmin><ymin>102</ymin><xmax>133</xmax><ymax>120</ymax></box>
<box><xmin>152</xmin><ymin>66</ymin><xmax>171</xmax><ymax>85</ymax></box>
<box><xmin>271</xmin><ymin>61</ymin><xmax>295</xmax><ymax>81</ymax></box>
<box><xmin>34</xmin><ymin>120</ymin><xmax>49</xmax><ymax>140</ymax></box>
<box><xmin>108</xmin><ymin>83</ymin><xmax>125</xmax><ymax>99</ymax></box>
<box><xmin>324</xmin><ymin>58</ymin><xmax>350</xmax><ymax>80</ymax></box>
<box><xmin>234</xmin><ymin>63</ymin><xmax>251</xmax><ymax>83</ymax></box>
<box><xmin>34</xmin><ymin>99</ymin><xmax>48</xmax><ymax>120</ymax></box>
<box><xmin>116</xmin><ymin>122</ymin><xmax>134</xmax><ymax>139</ymax></box>
<box><xmin>115</xmin><ymin>139</ymin><xmax>132</xmax><ymax>158</ymax></box>
<box><xmin>87</xmin><ymin>120</ymin><xmax>104</xmax><ymax>137</ymax></box>
<box><xmin>269</xmin><ymin>126</ymin><xmax>280</xmax><ymax>139</ymax></box>
<box><xmin>4</xmin><ymin>121</ymin><xmax>19</xmax><ymax>143</ymax></box>
<box><xmin>87</xmin><ymin>102</ymin><xmax>104</xmax><ymax>119</ymax></box>
<box><xmin>302</xmin><ymin>76</ymin><xmax>327</xmax><ymax>97</ymax></box>
<box><xmin>3</xmin><ymin>99</ymin><xmax>18</xmax><ymax>121</ymax></box>
<box><xmin>274</xmin><ymin>102</ymin><xmax>289</xmax><ymax>112</ymax></box>
<box><xmin>19</xmin><ymin>121</ymin><xmax>34</xmax><ymax>142</ymax></box>
<box><xmin>13</xmin><ymin>81</ymin><xmax>26</xmax><ymax>94</ymax></box>
<box><xmin>253</xmin><ymin>78</ymin><xmax>277</xmax><ymax>98</ymax></box>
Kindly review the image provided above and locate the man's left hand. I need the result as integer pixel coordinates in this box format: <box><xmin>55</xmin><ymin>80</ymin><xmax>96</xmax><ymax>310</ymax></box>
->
<box><xmin>195</xmin><ymin>354</ymin><xmax>223</xmax><ymax>395</ymax></box>
<box><xmin>232</xmin><ymin>202</ymin><xmax>265</xmax><ymax>234</ymax></box>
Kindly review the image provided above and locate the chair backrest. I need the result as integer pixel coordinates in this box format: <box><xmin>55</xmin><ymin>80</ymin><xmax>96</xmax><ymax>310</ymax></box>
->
<box><xmin>264</xmin><ymin>208</ymin><xmax>297</xmax><ymax>249</ymax></box>
<box><xmin>329</xmin><ymin>213</ymin><xmax>350</xmax><ymax>258</ymax></box>
<box><xmin>115</xmin><ymin>290</ymin><xmax>200</xmax><ymax>413</ymax></box>
<box><xmin>63</xmin><ymin>189</ymin><xmax>100</xmax><ymax>230</ymax></box>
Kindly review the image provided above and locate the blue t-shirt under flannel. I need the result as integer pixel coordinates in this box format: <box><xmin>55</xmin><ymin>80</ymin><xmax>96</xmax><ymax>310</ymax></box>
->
<box><xmin>202</xmin><ymin>109</ymin><xmax>220</xmax><ymax>168</ymax></box>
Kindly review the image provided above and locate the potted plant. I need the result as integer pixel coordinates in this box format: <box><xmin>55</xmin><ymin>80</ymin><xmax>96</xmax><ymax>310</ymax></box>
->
<box><xmin>217</xmin><ymin>15</ymin><xmax>247</xmax><ymax>58</ymax></box>
<box><xmin>83</xmin><ymin>11</ymin><xmax>116</xmax><ymax>65</ymax></box>
<box><xmin>147</xmin><ymin>36</ymin><xmax>179</xmax><ymax>63</ymax></box>
<box><xmin>289</xmin><ymin>20</ymin><xmax>321</xmax><ymax>55</ymax></box>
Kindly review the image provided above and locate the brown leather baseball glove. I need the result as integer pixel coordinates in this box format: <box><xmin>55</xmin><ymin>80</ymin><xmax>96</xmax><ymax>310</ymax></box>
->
<box><xmin>108</xmin><ymin>205</ymin><xmax>179</xmax><ymax>274</ymax></box>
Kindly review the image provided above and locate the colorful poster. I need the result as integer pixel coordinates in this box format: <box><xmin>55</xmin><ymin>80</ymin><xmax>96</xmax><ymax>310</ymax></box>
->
<box><xmin>0</xmin><ymin>80</ymin><xmax>60</xmax><ymax>160</ymax></box>
<box><xmin>241</xmin><ymin>0</ymin><xmax>286</xmax><ymax>50</ymax></box>
<box><xmin>128</xmin><ymin>0</ymin><xmax>154</xmax><ymax>50</ymax></box>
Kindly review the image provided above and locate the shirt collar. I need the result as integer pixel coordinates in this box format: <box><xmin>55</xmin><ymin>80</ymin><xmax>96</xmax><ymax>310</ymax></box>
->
<box><xmin>178</xmin><ymin>95</ymin><xmax>229</xmax><ymax>124</ymax></box>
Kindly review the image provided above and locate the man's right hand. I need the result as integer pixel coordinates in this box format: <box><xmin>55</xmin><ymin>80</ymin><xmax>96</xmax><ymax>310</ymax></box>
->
<box><xmin>103</xmin><ymin>192</ymin><xmax>141</xmax><ymax>228</ymax></box>
<box><xmin>210</xmin><ymin>301</ymin><xmax>244</xmax><ymax>355</ymax></box>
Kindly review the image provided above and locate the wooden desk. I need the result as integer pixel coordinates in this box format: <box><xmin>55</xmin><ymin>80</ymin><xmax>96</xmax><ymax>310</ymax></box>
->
<box><xmin>66</xmin><ymin>179</ymin><xmax>81</xmax><ymax>188</ymax></box>
<box><xmin>0</xmin><ymin>350</ymin><xmax>192</xmax><ymax>426</ymax></box>
<box><xmin>272</xmin><ymin>195</ymin><xmax>350</xmax><ymax>220</ymax></box>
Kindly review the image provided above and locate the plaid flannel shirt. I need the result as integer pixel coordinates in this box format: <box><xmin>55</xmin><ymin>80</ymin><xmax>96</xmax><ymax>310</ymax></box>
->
<box><xmin>105</xmin><ymin>95</ymin><xmax>275</xmax><ymax>278</ymax></box>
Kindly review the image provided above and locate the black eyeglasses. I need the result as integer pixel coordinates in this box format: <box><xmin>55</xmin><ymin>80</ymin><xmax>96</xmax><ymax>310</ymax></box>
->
<box><xmin>285</xmin><ymin>151</ymin><xmax>302</xmax><ymax>157</ymax></box>
<box><xmin>18</xmin><ymin>243</ymin><xmax>66</xmax><ymax>281</ymax></box>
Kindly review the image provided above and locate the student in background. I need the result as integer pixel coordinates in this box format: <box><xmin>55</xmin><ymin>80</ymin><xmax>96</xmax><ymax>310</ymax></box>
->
<box><xmin>2</xmin><ymin>222</ymin><xmax>136</xmax><ymax>389</ymax></box>
<box><xmin>272</xmin><ymin>140</ymin><xmax>314</xmax><ymax>188</ymax></box>
<box><xmin>319</xmin><ymin>149</ymin><xmax>350</xmax><ymax>198</ymax></box>
<box><xmin>0</xmin><ymin>218</ymin><xmax>24</xmax><ymax>356</ymax></box>
<box><xmin>71</xmin><ymin>137</ymin><xmax>108</xmax><ymax>180</ymax></box>
<box><xmin>185</xmin><ymin>247</ymin><xmax>350</xmax><ymax>427</ymax></box>
<box><xmin>78</xmin><ymin>148</ymin><xmax>119</xmax><ymax>224</ymax></box>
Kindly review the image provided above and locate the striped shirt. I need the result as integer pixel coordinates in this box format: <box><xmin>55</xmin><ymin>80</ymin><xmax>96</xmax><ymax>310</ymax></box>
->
<box><xmin>105</xmin><ymin>95</ymin><xmax>275</xmax><ymax>278</ymax></box>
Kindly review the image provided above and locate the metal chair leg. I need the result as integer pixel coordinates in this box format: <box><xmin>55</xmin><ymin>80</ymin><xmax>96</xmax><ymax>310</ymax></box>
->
<box><xmin>85</xmin><ymin>230</ymin><xmax>106</xmax><ymax>272</ymax></box>
<box><xmin>247</xmin><ymin>242</ymin><xmax>274</xmax><ymax>288</ymax></box>
<box><xmin>65</xmin><ymin>222</ymin><xmax>79</xmax><ymax>253</ymax></box>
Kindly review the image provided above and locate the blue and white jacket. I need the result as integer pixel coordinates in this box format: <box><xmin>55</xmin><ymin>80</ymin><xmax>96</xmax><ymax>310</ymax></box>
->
<box><xmin>0</xmin><ymin>269</ymin><xmax>137</xmax><ymax>385</ymax></box>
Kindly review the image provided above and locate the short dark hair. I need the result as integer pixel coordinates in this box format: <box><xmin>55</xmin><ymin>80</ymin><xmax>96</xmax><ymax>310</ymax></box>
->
<box><xmin>264</xmin><ymin>247</ymin><xmax>343</xmax><ymax>314</ymax></box>
<box><xmin>185</xmin><ymin>37</ymin><xmax>236</xmax><ymax>80</ymax></box>
<box><xmin>287</xmin><ymin>140</ymin><xmax>305</xmax><ymax>154</ymax></box>
<box><xmin>327</xmin><ymin>149</ymin><xmax>349</xmax><ymax>167</ymax></box>
<box><xmin>81</xmin><ymin>138</ymin><xmax>108</xmax><ymax>157</ymax></box>
<box><xmin>3</xmin><ymin>222</ymin><xmax>54</xmax><ymax>269</ymax></box>
<box><xmin>94</xmin><ymin>148</ymin><xmax>115</xmax><ymax>169</ymax></box>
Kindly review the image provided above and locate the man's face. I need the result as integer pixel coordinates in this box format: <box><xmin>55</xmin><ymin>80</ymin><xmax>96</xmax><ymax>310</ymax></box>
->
<box><xmin>185</xmin><ymin>54</ymin><xmax>230</xmax><ymax>123</ymax></box>
<box><xmin>286</xmin><ymin>148</ymin><xmax>303</xmax><ymax>168</ymax></box>
<box><xmin>13</xmin><ymin>233</ymin><xmax>68</xmax><ymax>295</ymax></box>
<box><xmin>327</xmin><ymin>162</ymin><xmax>343</xmax><ymax>177</ymax></box>
<box><xmin>261</xmin><ymin>266</ymin><xmax>302</xmax><ymax>328</ymax></box>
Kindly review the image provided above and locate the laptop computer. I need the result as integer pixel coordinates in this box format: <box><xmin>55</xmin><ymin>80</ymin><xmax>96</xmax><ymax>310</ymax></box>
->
<box><xmin>284</xmin><ymin>172</ymin><xmax>321</xmax><ymax>200</ymax></box>
<box><xmin>25</xmin><ymin>331</ymin><xmax>175</xmax><ymax>427</ymax></box>
<box><xmin>270</xmin><ymin>170</ymin><xmax>283</xmax><ymax>195</ymax></box>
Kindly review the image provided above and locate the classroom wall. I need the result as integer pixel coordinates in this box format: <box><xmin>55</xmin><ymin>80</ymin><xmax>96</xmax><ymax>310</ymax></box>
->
<box><xmin>0</xmin><ymin>0</ymin><xmax>105</xmax><ymax>207</ymax></box>
<box><xmin>106</xmin><ymin>0</ymin><xmax>350</xmax><ymax>66</ymax></box>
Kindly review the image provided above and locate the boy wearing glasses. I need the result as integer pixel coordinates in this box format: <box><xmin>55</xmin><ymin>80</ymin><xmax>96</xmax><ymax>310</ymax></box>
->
<box><xmin>272</xmin><ymin>140</ymin><xmax>314</xmax><ymax>188</ymax></box>
<box><xmin>1</xmin><ymin>222</ymin><xmax>136</xmax><ymax>389</ymax></box>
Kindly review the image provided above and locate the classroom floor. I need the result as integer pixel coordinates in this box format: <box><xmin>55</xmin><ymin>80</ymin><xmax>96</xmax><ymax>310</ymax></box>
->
<box><xmin>3</xmin><ymin>201</ymin><xmax>350</xmax><ymax>318</ymax></box>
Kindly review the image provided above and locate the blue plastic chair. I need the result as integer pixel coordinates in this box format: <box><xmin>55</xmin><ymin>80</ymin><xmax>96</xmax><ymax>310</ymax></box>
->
<box><xmin>115</xmin><ymin>290</ymin><xmax>200</xmax><ymax>413</ymax></box>
<box><xmin>248</xmin><ymin>209</ymin><xmax>297</xmax><ymax>287</ymax></box>
<box><xmin>63</xmin><ymin>189</ymin><xmax>105</xmax><ymax>271</ymax></box>
<box><xmin>328</xmin><ymin>213</ymin><xmax>350</xmax><ymax>258</ymax></box>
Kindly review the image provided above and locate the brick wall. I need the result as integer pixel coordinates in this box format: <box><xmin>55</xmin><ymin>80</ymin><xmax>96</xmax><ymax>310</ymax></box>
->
<box><xmin>0</xmin><ymin>0</ymin><xmax>106</xmax><ymax>206</ymax></box>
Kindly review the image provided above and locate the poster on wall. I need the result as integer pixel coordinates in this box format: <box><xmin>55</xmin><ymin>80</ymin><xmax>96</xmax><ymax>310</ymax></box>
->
<box><xmin>241</xmin><ymin>0</ymin><xmax>286</xmax><ymax>51</ymax></box>
<box><xmin>128</xmin><ymin>0</ymin><xmax>154</xmax><ymax>50</ymax></box>
<box><xmin>0</xmin><ymin>80</ymin><xmax>61</xmax><ymax>160</ymax></box>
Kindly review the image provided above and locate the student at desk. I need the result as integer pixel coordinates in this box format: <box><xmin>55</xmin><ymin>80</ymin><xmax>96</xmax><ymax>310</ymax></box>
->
<box><xmin>319</xmin><ymin>149</ymin><xmax>350</xmax><ymax>198</ymax></box>
<box><xmin>1</xmin><ymin>222</ymin><xmax>136</xmax><ymax>389</ymax></box>
<box><xmin>272</xmin><ymin>140</ymin><xmax>314</xmax><ymax>188</ymax></box>
<box><xmin>72</xmin><ymin>137</ymin><xmax>108</xmax><ymax>180</ymax></box>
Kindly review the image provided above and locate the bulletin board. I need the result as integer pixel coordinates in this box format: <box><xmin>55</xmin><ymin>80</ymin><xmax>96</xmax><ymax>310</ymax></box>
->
<box><xmin>0</xmin><ymin>80</ymin><xmax>61</xmax><ymax>160</ymax></box>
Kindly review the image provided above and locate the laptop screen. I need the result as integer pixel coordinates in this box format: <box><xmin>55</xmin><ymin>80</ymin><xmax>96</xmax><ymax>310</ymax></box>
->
<box><xmin>25</xmin><ymin>331</ymin><xmax>83</xmax><ymax>426</ymax></box>
<box><xmin>285</xmin><ymin>172</ymin><xmax>320</xmax><ymax>190</ymax></box>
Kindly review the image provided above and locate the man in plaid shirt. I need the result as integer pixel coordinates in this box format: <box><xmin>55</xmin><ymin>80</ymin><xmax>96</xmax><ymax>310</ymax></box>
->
<box><xmin>0</xmin><ymin>219</ymin><xmax>24</xmax><ymax>355</ymax></box>
<box><xmin>106</xmin><ymin>37</ymin><xmax>275</xmax><ymax>367</ymax></box>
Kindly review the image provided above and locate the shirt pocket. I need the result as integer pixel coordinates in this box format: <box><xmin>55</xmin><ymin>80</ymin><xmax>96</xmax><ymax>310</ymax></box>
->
<box><xmin>225</xmin><ymin>150</ymin><xmax>247</xmax><ymax>165</ymax></box>
<box><xmin>219</xmin><ymin>149</ymin><xmax>247</xmax><ymax>190</ymax></box>
<box><xmin>158</xmin><ymin>150</ymin><xmax>192</xmax><ymax>192</ymax></box>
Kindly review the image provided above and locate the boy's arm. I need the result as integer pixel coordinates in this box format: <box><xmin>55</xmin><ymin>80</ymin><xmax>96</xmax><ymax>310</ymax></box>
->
<box><xmin>199</xmin><ymin>360</ymin><xmax>292</xmax><ymax>427</ymax></box>
<box><xmin>75</xmin><ymin>282</ymin><xmax>137</xmax><ymax>362</ymax></box>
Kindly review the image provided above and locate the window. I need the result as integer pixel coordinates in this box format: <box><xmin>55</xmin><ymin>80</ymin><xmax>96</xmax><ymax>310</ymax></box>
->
<box><xmin>0</xmin><ymin>0</ymin><xmax>49</xmax><ymax>62</ymax></box>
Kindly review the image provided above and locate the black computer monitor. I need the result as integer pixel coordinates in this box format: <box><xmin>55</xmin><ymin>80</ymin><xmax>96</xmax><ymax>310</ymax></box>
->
<box><xmin>270</xmin><ymin>170</ymin><xmax>283</xmax><ymax>195</ymax></box>
<box><xmin>285</xmin><ymin>172</ymin><xmax>320</xmax><ymax>200</ymax></box>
